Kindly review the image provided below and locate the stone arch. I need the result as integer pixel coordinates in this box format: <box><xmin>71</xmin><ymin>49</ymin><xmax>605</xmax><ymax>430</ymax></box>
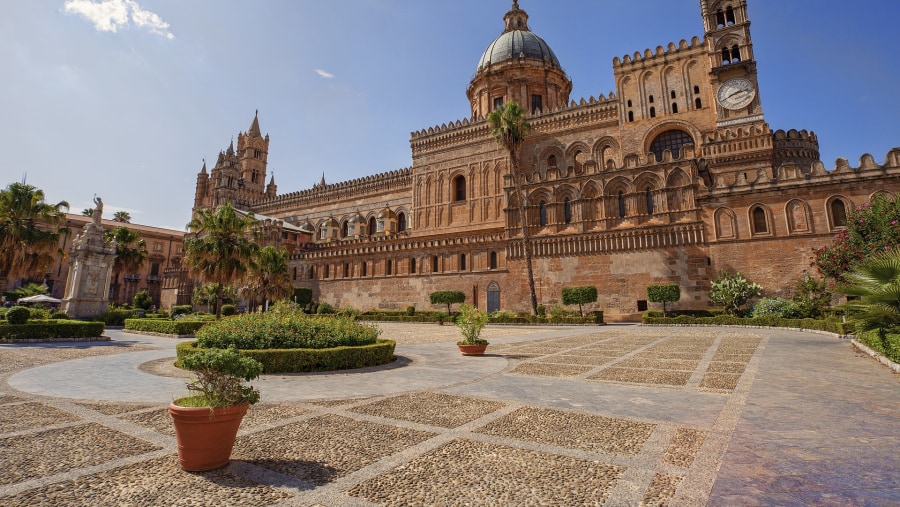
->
<box><xmin>581</xmin><ymin>180</ymin><xmax>602</xmax><ymax>224</ymax></box>
<box><xmin>714</xmin><ymin>207</ymin><xmax>738</xmax><ymax>240</ymax></box>
<box><xmin>565</xmin><ymin>142</ymin><xmax>591</xmax><ymax>176</ymax></box>
<box><xmin>665</xmin><ymin>167</ymin><xmax>692</xmax><ymax>211</ymax></box>
<box><xmin>825</xmin><ymin>195</ymin><xmax>852</xmax><ymax>230</ymax></box>
<box><xmin>643</xmin><ymin>121</ymin><xmax>702</xmax><ymax>162</ymax></box>
<box><xmin>749</xmin><ymin>203</ymin><xmax>773</xmax><ymax>235</ymax></box>
<box><xmin>785</xmin><ymin>199</ymin><xmax>812</xmax><ymax>234</ymax></box>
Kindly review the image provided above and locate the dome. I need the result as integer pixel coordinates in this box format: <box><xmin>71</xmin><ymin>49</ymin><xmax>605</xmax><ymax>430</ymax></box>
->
<box><xmin>298</xmin><ymin>220</ymin><xmax>315</xmax><ymax>234</ymax></box>
<box><xmin>477</xmin><ymin>30</ymin><xmax>561</xmax><ymax>71</ymax></box>
<box><xmin>376</xmin><ymin>206</ymin><xmax>397</xmax><ymax>220</ymax></box>
<box><xmin>348</xmin><ymin>211</ymin><xmax>365</xmax><ymax>224</ymax></box>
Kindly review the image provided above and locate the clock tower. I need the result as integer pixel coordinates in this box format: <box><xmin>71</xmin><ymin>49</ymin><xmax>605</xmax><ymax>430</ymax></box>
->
<box><xmin>701</xmin><ymin>1</ymin><xmax>764</xmax><ymax>127</ymax></box>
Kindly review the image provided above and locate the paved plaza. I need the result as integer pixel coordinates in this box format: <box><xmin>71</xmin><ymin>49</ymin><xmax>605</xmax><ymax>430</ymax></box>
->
<box><xmin>0</xmin><ymin>323</ymin><xmax>897</xmax><ymax>506</ymax></box>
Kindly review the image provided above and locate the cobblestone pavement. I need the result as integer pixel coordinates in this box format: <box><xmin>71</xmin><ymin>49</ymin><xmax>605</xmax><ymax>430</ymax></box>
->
<box><xmin>0</xmin><ymin>324</ymin><xmax>897</xmax><ymax>506</ymax></box>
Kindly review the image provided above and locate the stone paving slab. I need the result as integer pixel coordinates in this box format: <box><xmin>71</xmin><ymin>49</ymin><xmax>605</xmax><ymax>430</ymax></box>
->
<box><xmin>0</xmin><ymin>324</ymin><xmax>897</xmax><ymax>506</ymax></box>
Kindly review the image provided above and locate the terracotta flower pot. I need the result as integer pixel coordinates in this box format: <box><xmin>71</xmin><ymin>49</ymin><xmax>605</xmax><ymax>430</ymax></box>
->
<box><xmin>457</xmin><ymin>344</ymin><xmax>488</xmax><ymax>356</ymax></box>
<box><xmin>168</xmin><ymin>402</ymin><xmax>249</xmax><ymax>471</ymax></box>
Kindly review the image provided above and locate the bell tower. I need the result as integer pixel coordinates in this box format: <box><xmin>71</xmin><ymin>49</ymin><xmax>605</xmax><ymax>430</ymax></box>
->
<box><xmin>237</xmin><ymin>110</ymin><xmax>270</xmax><ymax>194</ymax></box>
<box><xmin>701</xmin><ymin>0</ymin><xmax>764</xmax><ymax>127</ymax></box>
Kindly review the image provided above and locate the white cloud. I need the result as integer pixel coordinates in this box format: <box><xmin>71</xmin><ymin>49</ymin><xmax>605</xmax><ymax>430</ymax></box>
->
<box><xmin>315</xmin><ymin>69</ymin><xmax>335</xmax><ymax>79</ymax></box>
<box><xmin>63</xmin><ymin>0</ymin><xmax>174</xmax><ymax>39</ymax></box>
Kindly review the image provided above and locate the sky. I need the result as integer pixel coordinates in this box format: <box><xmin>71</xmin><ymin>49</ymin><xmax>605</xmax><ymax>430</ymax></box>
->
<box><xmin>2</xmin><ymin>0</ymin><xmax>898</xmax><ymax>231</ymax></box>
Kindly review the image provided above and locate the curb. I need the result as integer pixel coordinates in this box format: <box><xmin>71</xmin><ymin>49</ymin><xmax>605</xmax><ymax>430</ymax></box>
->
<box><xmin>851</xmin><ymin>339</ymin><xmax>900</xmax><ymax>373</ymax></box>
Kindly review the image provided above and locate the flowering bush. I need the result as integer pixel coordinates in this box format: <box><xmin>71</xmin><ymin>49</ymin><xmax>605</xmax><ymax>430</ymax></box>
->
<box><xmin>814</xmin><ymin>194</ymin><xmax>900</xmax><ymax>282</ymax></box>
<box><xmin>708</xmin><ymin>270</ymin><xmax>762</xmax><ymax>316</ymax></box>
<box><xmin>195</xmin><ymin>312</ymin><xmax>380</xmax><ymax>350</ymax></box>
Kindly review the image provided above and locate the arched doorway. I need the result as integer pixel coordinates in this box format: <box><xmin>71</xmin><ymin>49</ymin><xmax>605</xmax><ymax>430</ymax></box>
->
<box><xmin>486</xmin><ymin>281</ymin><xmax>501</xmax><ymax>313</ymax></box>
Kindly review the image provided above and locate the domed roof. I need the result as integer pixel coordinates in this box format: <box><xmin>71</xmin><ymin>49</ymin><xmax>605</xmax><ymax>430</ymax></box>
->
<box><xmin>348</xmin><ymin>211</ymin><xmax>366</xmax><ymax>224</ymax></box>
<box><xmin>477</xmin><ymin>30</ymin><xmax>560</xmax><ymax>71</ymax></box>
<box><xmin>377</xmin><ymin>206</ymin><xmax>397</xmax><ymax>220</ymax></box>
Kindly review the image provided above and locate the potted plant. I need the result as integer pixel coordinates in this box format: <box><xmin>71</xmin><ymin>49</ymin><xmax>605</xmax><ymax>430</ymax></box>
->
<box><xmin>168</xmin><ymin>346</ymin><xmax>263</xmax><ymax>471</ymax></box>
<box><xmin>455</xmin><ymin>304</ymin><xmax>489</xmax><ymax>356</ymax></box>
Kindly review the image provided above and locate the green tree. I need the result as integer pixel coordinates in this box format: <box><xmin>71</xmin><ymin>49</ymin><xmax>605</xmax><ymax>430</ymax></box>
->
<box><xmin>81</xmin><ymin>208</ymin><xmax>94</xmax><ymax>217</ymax></box>
<box><xmin>791</xmin><ymin>274</ymin><xmax>831</xmax><ymax>318</ymax></box>
<box><xmin>708</xmin><ymin>270</ymin><xmax>762</xmax><ymax>316</ymax></box>
<box><xmin>561</xmin><ymin>285</ymin><xmax>598</xmax><ymax>316</ymax></box>
<box><xmin>192</xmin><ymin>283</ymin><xmax>237</xmax><ymax>314</ymax></box>
<box><xmin>430</xmin><ymin>290</ymin><xmax>466</xmax><ymax>316</ymax></box>
<box><xmin>814</xmin><ymin>194</ymin><xmax>900</xmax><ymax>282</ymax></box>
<box><xmin>838</xmin><ymin>251</ymin><xmax>900</xmax><ymax>350</ymax></box>
<box><xmin>112</xmin><ymin>210</ymin><xmax>131</xmax><ymax>223</ymax></box>
<box><xmin>6</xmin><ymin>282</ymin><xmax>49</xmax><ymax>301</ymax></box>
<box><xmin>647</xmin><ymin>284</ymin><xmax>681</xmax><ymax>317</ymax></box>
<box><xmin>104</xmin><ymin>226</ymin><xmax>148</xmax><ymax>304</ymax></box>
<box><xmin>0</xmin><ymin>182</ymin><xmax>69</xmax><ymax>281</ymax></box>
<box><xmin>183</xmin><ymin>203</ymin><xmax>259</xmax><ymax>319</ymax></box>
<box><xmin>244</xmin><ymin>245</ymin><xmax>292</xmax><ymax>311</ymax></box>
<box><xmin>132</xmin><ymin>290</ymin><xmax>153</xmax><ymax>311</ymax></box>
<box><xmin>488</xmin><ymin>101</ymin><xmax>538</xmax><ymax>316</ymax></box>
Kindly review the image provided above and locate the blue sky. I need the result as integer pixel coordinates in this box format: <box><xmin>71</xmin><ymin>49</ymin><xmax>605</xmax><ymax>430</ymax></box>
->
<box><xmin>2</xmin><ymin>0</ymin><xmax>898</xmax><ymax>230</ymax></box>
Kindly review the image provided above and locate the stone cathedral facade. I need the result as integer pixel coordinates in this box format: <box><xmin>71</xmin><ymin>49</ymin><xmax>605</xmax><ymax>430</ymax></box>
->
<box><xmin>191</xmin><ymin>1</ymin><xmax>900</xmax><ymax>321</ymax></box>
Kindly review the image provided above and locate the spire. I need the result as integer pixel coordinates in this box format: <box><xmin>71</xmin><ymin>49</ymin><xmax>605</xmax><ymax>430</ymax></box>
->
<box><xmin>503</xmin><ymin>0</ymin><xmax>529</xmax><ymax>33</ymax></box>
<box><xmin>268</xmin><ymin>174</ymin><xmax>275</xmax><ymax>186</ymax></box>
<box><xmin>319</xmin><ymin>173</ymin><xmax>326</xmax><ymax>187</ymax></box>
<box><xmin>200</xmin><ymin>159</ymin><xmax>207</xmax><ymax>174</ymax></box>
<box><xmin>226</xmin><ymin>138</ymin><xmax>234</xmax><ymax>157</ymax></box>
<box><xmin>248</xmin><ymin>110</ymin><xmax>262</xmax><ymax>138</ymax></box>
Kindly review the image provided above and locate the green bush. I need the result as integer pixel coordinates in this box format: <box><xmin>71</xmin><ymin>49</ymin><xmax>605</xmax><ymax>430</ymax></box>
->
<box><xmin>177</xmin><ymin>339</ymin><xmax>396</xmax><ymax>373</ymax></box>
<box><xmin>752</xmin><ymin>297</ymin><xmax>801</xmax><ymax>318</ymax></box>
<box><xmin>0</xmin><ymin>321</ymin><xmax>105</xmax><ymax>340</ymax></box>
<box><xmin>709</xmin><ymin>270</ymin><xmax>762</xmax><ymax>316</ymax></box>
<box><xmin>293</xmin><ymin>287</ymin><xmax>313</xmax><ymax>306</ymax></box>
<box><xmin>50</xmin><ymin>311</ymin><xmax>69</xmax><ymax>319</ymax></box>
<box><xmin>561</xmin><ymin>286</ymin><xmax>598</xmax><ymax>316</ymax></box>
<box><xmin>99</xmin><ymin>307</ymin><xmax>133</xmax><ymax>326</ymax></box>
<box><xmin>429</xmin><ymin>291</ymin><xmax>466</xmax><ymax>315</ymax></box>
<box><xmin>405</xmin><ymin>306</ymin><xmax>416</xmax><ymax>316</ymax></box>
<box><xmin>316</xmin><ymin>302</ymin><xmax>335</xmax><ymax>314</ymax></box>
<box><xmin>642</xmin><ymin>314</ymin><xmax>851</xmax><ymax>334</ymax></box>
<box><xmin>221</xmin><ymin>304</ymin><xmax>236</xmax><ymax>316</ymax></box>
<box><xmin>27</xmin><ymin>307</ymin><xmax>52</xmax><ymax>320</ymax></box>
<box><xmin>195</xmin><ymin>313</ymin><xmax>380</xmax><ymax>350</ymax></box>
<box><xmin>647</xmin><ymin>284</ymin><xmax>681</xmax><ymax>316</ymax></box>
<box><xmin>456</xmin><ymin>304</ymin><xmax>489</xmax><ymax>345</ymax></box>
<box><xmin>124</xmin><ymin>318</ymin><xmax>208</xmax><ymax>335</ymax></box>
<box><xmin>171</xmin><ymin>305</ymin><xmax>193</xmax><ymax>316</ymax></box>
<box><xmin>132</xmin><ymin>290</ymin><xmax>153</xmax><ymax>311</ymax></box>
<box><xmin>6</xmin><ymin>306</ymin><xmax>30</xmax><ymax>324</ymax></box>
<box><xmin>178</xmin><ymin>346</ymin><xmax>262</xmax><ymax>407</ymax></box>
<box><xmin>856</xmin><ymin>329</ymin><xmax>900</xmax><ymax>364</ymax></box>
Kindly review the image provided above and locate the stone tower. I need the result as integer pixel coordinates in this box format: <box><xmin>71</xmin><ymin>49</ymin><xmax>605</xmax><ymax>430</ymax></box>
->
<box><xmin>466</xmin><ymin>1</ymin><xmax>572</xmax><ymax>118</ymax></box>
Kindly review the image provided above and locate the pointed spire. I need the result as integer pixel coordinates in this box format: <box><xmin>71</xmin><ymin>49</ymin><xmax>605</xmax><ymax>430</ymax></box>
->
<box><xmin>226</xmin><ymin>138</ymin><xmax>234</xmax><ymax>157</ymax></box>
<box><xmin>248</xmin><ymin>110</ymin><xmax>262</xmax><ymax>138</ymax></box>
<box><xmin>319</xmin><ymin>172</ymin><xmax>326</xmax><ymax>187</ymax></box>
<box><xmin>200</xmin><ymin>159</ymin><xmax>207</xmax><ymax>174</ymax></box>
<box><xmin>268</xmin><ymin>174</ymin><xmax>275</xmax><ymax>185</ymax></box>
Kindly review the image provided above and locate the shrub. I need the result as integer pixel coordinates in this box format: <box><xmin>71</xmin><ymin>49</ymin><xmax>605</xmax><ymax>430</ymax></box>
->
<box><xmin>708</xmin><ymin>270</ymin><xmax>762</xmax><ymax>316</ymax></box>
<box><xmin>792</xmin><ymin>275</ymin><xmax>831</xmax><ymax>318</ymax></box>
<box><xmin>0</xmin><ymin>321</ymin><xmax>105</xmax><ymax>340</ymax></box>
<box><xmin>536</xmin><ymin>305</ymin><xmax>546</xmax><ymax>317</ymax></box>
<box><xmin>195</xmin><ymin>313</ymin><xmax>380</xmax><ymax>350</ymax></box>
<box><xmin>125</xmin><ymin>318</ymin><xmax>208</xmax><ymax>335</ymax></box>
<box><xmin>455</xmin><ymin>304</ymin><xmax>489</xmax><ymax>345</ymax></box>
<box><xmin>6</xmin><ymin>306</ymin><xmax>30</xmax><ymax>325</ymax></box>
<box><xmin>177</xmin><ymin>339</ymin><xmax>396</xmax><ymax>373</ymax></box>
<box><xmin>270</xmin><ymin>300</ymin><xmax>303</xmax><ymax>314</ymax></box>
<box><xmin>429</xmin><ymin>291</ymin><xmax>466</xmax><ymax>315</ymax></box>
<box><xmin>405</xmin><ymin>306</ymin><xmax>416</xmax><ymax>316</ymax></box>
<box><xmin>647</xmin><ymin>284</ymin><xmax>681</xmax><ymax>316</ymax></box>
<box><xmin>752</xmin><ymin>297</ymin><xmax>801</xmax><ymax>318</ymax></box>
<box><xmin>132</xmin><ymin>290</ymin><xmax>153</xmax><ymax>311</ymax></box>
<box><xmin>99</xmin><ymin>307</ymin><xmax>133</xmax><ymax>326</ymax></box>
<box><xmin>856</xmin><ymin>329</ymin><xmax>900</xmax><ymax>364</ymax></box>
<box><xmin>293</xmin><ymin>287</ymin><xmax>313</xmax><ymax>306</ymax></box>
<box><xmin>179</xmin><ymin>346</ymin><xmax>263</xmax><ymax>407</ymax></box>
<box><xmin>221</xmin><ymin>304</ymin><xmax>237</xmax><ymax>316</ymax></box>
<box><xmin>316</xmin><ymin>302</ymin><xmax>335</xmax><ymax>314</ymax></box>
<box><xmin>561</xmin><ymin>286</ymin><xmax>598</xmax><ymax>316</ymax></box>
<box><xmin>50</xmin><ymin>311</ymin><xmax>69</xmax><ymax>319</ymax></box>
<box><xmin>171</xmin><ymin>305</ymin><xmax>193</xmax><ymax>316</ymax></box>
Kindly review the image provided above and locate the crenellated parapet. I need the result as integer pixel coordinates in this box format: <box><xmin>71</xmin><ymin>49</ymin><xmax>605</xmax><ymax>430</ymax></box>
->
<box><xmin>251</xmin><ymin>168</ymin><xmax>412</xmax><ymax>213</ymax></box>
<box><xmin>701</xmin><ymin>123</ymin><xmax>773</xmax><ymax>162</ymax></box>
<box><xmin>773</xmin><ymin>129</ymin><xmax>820</xmax><ymax>173</ymax></box>
<box><xmin>613</xmin><ymin>37</ymin><xmax>704</xmax><ymax>68</ymax></box>
<box><xmin>294</xmin><ymin>230</ymin><xmax>507</xmax><ymax>261</ymax></box>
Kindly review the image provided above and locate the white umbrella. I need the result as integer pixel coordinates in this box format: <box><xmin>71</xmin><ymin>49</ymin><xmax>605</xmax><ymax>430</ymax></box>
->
<box><xmin>17</xmin><ymin>294</ymin><xmax>63</xmax><ymax>304</ymax></box>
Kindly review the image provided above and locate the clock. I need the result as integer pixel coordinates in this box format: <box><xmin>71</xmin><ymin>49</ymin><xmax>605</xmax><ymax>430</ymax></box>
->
<box><xmin>716</xmin><ymin>78</ymin><xmax>756</xmax><ymax>110</ymax></box>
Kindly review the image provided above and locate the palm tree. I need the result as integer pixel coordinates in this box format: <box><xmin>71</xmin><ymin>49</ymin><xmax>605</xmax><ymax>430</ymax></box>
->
<box><xmin>487</xmin><ymin>102</ymin><xmax>538</xmax><ymax>315</ymax></box>
<box><xmin>113</xmin><ymin>210</ymin><xmax>131</xmax><ymax>223</ymax></box>
<box><xmin>839</xmin><ymin>250</ymin><xmax>900</xmax><ymax>349</ymax></box>
<box><xmin>244</xmin><ymin>245</ymin><xmax>292</xmax><ymax>311</ymax></box>
<box><xmin>0</xmin><ymin>182</ymin><xmax>69</xmax><ymax>282</ymax></box>
<box><xmin>104</xmin><ymin>226</ymin><xmax>148</xmax><ymax>304</ymax></box>
<box><xmin>81</xmin><ymin>208</ymin><xmax>94</xmax><ymax>217</ymax></box>
<box><xmin>183</xmin><ymin>203</ymin><xmax>259</xmax><ymax>319</ymax></box>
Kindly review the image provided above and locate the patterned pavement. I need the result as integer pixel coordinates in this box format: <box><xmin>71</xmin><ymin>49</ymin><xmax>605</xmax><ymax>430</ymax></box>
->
<box><xmin>0</xmin><ymin>324</ymin><xmax>897</xmax><ymax>506</ymax></box>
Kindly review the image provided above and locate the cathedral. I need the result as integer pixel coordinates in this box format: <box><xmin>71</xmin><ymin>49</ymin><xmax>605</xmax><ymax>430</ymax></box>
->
<box><xmin>190</xmin><ymin>0</ymin><xmax>900</xmax><ymax>321</ymax></box>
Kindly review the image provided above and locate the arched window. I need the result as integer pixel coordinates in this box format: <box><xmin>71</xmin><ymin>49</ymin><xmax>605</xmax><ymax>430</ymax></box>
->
<box><xmin>649</xmin><ymin>95</ymin><xmax>654</xmax><ymax>103</ymax></box>
<box><xmin>618</xmin><ymin>191</ymin><xmax>626</xmax><ymax>218</ymax></box>
<box><xmin>409</xmin><ymin>258</ymin><xmax>416</xmax><ymax>274</ymax></box>
<box><xmin>716</xmin><ymin>9</ymin><xmax>726</xmax><ymax>28</ymax></box>
<box><xmin>726</xmin><ymin>6</ymin><xmax>736</xmax><ymax>25</ymax></box>
<box><xmin>489</xmin><ymin>251</ymin><xmax>498</xmax><ymax>270</ymax></box>
<box><xmin>672</xmin><ymin>103</ymin><xmax>678</xmax><ymax>114</ymax></box>
<box><xmin>432</xmin><ymin>255</ymin><xmax>439</xmax><ymax>272</ymax></box>
<box><xmin>309</xmin><ymin>266</ymin><xmax>315</xmax><ymax>280</ymax></box>
<box><xmin>397</xmin><ymin>212</ymin><xmax>407</xmax><ymax>232</ymax></box>
<box><xmin>628</xmin><ymin>111</ymin><xmax>634</xmax><ymax>122</ymax></box>
<box><xmin>548</xmin><ymin>154</ymin><xmax>557</xmax><ymax>167</ymax></box>
<box><xmin>459</xmin><ymin>253</ymin><xmax>466</xmax><ymax>271</ymax></box>
<box><xmin>453</xmin><ymin>175</ymin><xmax>466</xmax><ymax>201</ymax></box>
<box><xmin>650</xmin><ymin>130</ymin><xmax>694</xmax><ymax>162</ymax></box>
<box><xmin>722</xmin><ymin>47</ymin><xmax>731</xmax><ymax>65</ymax></box>
<box><xmin>367</xmin><ymin>217</ymin><xmax>376</xmax><ymax>236</ymax></box>
<box><xmin>386</xmin><ymin>260</ymin><xmax>392</xmax><ymax>275</ymax></box>
<box><xmin>695</xmin><ymin>98</ymin><xmax>702</xmax><ymax>109</ymax></box>
<box><xmin>645</xmin><ymin>188</ymin><xmax>654</xmax><ymax>215</ymax></box>
<box><xmin>341</xmin><ymin>221</ymin><xmax>349</xmax><ymax>238</ymax></box>
<box><xmin>564</xmin><ymin>198</ymin><xmax>572</xmax><ymax>224</ymax></box>
<box><xmin>693</xmin><ymin>85</ymin><xmax>700</xmax><ymax>94</ymax></box>
<box><xmin>292</xmin><ymin>267</ymin><xmax>297</xmax><ymax>281</ymax></box>
<box><xmin>627</xmin><ymin>99</ymin><xmax>632</xmax><ymax>107</ymax></box>
<box><xmin>324</xmin><ymin>265</ymin><xmax>330</xmax><ymax>279</ymax></box>
<box><xmin>539</xmin><ymin>201</ymin><xmax>548</xmax><ymax>227</ymax></box>
<box><xmin>731</xmin><ymin>45</ymin><xmax>741</xmax><ymax>62</ymax></box>
<box><xmin>752</xmin><ymin>206</ymin><xmax>768</xmax><ymax>233</ymax></box>
<box><xmin>670</xmin><ymin>90</ymin><xmax>676</xmax><ymax>99</ymax></box>
<box><xmin>831</xmin><ymin>200</ymin><xmax>848</xmax><ymax>228</ymax></box>
<box><xmin>361</xmin><ymin>262</ymin><xmax>367</xmax><ymax>277</ymax></box>
<box><xmin>649</xmin><ymin>107</ymin><xmax>656</xmax><ymax>118</ymax></box>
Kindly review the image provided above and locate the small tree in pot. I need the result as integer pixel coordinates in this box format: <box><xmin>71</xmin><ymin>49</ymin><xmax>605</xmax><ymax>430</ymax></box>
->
<box><xmin>169</xmin><ymin>346</ymin><xmax>263</xmax><ymax>471</ymax></box>
<box><xmin>455</xmin><ymin>304</ymin><xmax>489</xmax><ymax>356</ymax></box>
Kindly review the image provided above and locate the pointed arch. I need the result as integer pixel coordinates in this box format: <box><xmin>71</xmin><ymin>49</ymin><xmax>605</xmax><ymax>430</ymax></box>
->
<box><xmin>825</xmin><ymin>195</ymin><xmax>851</xmax><ymax>230</ymax></box>
<box><xmin>714</xmin><ymin>207</ymin><xmax>738</xmax><ymax>240</ymax></box>
<box><xmin>749</xmin><ymin>203</ymin><xmax>772</xmax><ymax>235</ymax></box>
<box><xmin>785</xmin><ymin>199</ymin><xmax>812</xmax><ymax>234</ymax></box>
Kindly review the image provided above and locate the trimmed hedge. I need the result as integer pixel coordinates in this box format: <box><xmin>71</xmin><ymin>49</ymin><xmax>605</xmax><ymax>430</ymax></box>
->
<box><xmin>196</xmin><ymin>313</ymin><xmax>379</xmax><ymax>350</ymax></box>
<box><xmin>358</xmin><ymin>309</ymin><xmax>604</xmax><ymax>325</ymax></box>
<box><xmin>176</xmin><ymin>339</ymin><xmax>396</xmax><ymax>373</ymax></box>
<box><xmin>124</xmin><ymin>318</ymin><xmax>208</xmax><ymax>335</ymax></box>
<box><xmin>642</xmin><ymin>314</ymin><xmax>852</xmax><ymax>334</ymax></box>
<box><xmin>856</xmin><ymin>330</ymin><xmax>900</xmax><ymax>364</ymax></box>
<box><xmin>0</xmin><ymin>321</ymin><xmax>105</xmax><ymax>340</ymax></box>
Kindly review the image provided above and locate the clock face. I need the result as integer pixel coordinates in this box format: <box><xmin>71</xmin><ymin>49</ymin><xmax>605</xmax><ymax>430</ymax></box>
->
<box><xmin>716</xmin><ymin>78</ymin><xmax>756</xmax><ymax>110</ymax></box>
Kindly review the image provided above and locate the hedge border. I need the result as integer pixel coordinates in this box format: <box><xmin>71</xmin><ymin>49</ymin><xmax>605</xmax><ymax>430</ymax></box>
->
<box><xmin>641</xmin><ymin>315</ymin><xmax>851</xmax><ymax>335</ymax></box>
<box><xmin>124</xmin><ymin>319</ymin><xmax>208</xmax><ymax>336</ymax></box>
<box><xmin>176</xmin><ymin>339</ymin><xmax>396</xmax><ymax>373</ymax></box>
<box><xmin>0</xmin><ymin>321</ymin><xmax>106</xmax><ymax>341</ymax></box>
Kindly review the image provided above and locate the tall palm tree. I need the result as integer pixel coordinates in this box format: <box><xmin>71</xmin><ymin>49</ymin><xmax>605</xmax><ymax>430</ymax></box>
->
<box><xmin>0</xmin><ymin>182</ymin><xmax>69</xmax><ymax>282</ymax></box>
<box><xmin>104</xmin><ymin>226</ymin><xmax>148</xmax><ymax>304</ymax></box>
<box><xmin>112</xmin><ymin>210</ymin><xmax>131</xmax><ymax>223</ymax></box>
<box><xmin>839</xmin><ymin>250</ymin><xmax>900</xmax><ymax>348</ymax></box>
<box><xmin>183</xmin><ymin>203</ymin><xmax>259</xmax><ymax>319</ymax></box>
<box><xmin>81</xmin><ymin>208</ymin><xmax>94</xmax><ymax>217</ymax></box>
<box><xmin>487</xmin><ymin>102</ymin><xmax>538</xmax><ymax>315</ymax></box>
<box><xmin>244</xmin><ymin>245</ymin><xmax>292</xmax><ymax>311</ymax></box>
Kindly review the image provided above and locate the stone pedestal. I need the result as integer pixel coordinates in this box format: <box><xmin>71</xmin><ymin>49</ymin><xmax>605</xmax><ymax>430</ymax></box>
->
<box><xmin>62</xmin><ymin>221</ymin><xmax>116</xmax><ymax>319</ymax></box>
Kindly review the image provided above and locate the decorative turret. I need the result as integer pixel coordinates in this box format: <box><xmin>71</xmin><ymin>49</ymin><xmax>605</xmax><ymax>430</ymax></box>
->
<box><xmin>193</xmin><ymin>160</ymin><xmax>209</xmax><ymax>209</ymax></box>
<box><xmin>266</xmin><ymin>174</ymin><xmax>277</xmax><ymax>198</ymax></box>
<box><xmin>248</xmin><ymin>109</ymin><xmax>262</xmax><ymax>138</ymax></box>
<box><xmin>467</xmin><ymin>1</ymin><xmax>572</xmax><ymax>118</ymax></box>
